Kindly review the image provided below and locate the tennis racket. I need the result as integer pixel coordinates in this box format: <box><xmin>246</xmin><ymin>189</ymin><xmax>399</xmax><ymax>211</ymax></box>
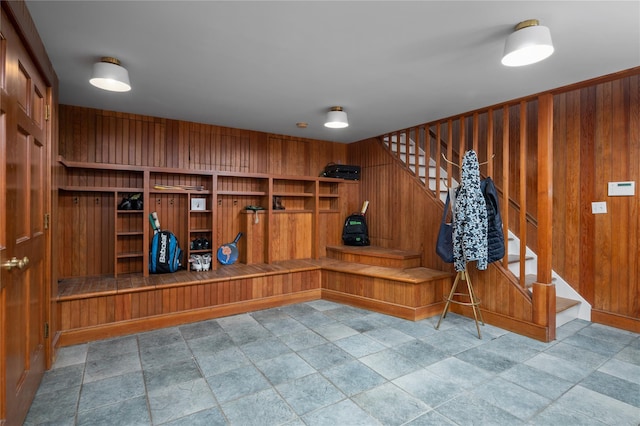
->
<box><xmin>217</xmin><ymin>232</ymin><xmax>243</xmax><ymax>265</ymax></box>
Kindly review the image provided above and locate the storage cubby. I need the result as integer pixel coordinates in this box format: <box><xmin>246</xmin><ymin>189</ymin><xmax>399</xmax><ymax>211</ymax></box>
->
<box><xmin>115</xmin><ymin>195</ymin><xmax>144</xmax><ymax>277</ymax></box>
<box><xmin>215</xmin><ymin>196</ymin><xmax>254</xmax><ymax>261</ymax></box>
<box><xmin>58</xmin><ymin>190</ymin><xmax>116</xmax><ymax>278</ymax></box>
<box><xmin>151</xmin><ymin>171</ymin><xmax>212</xmax><ymax>192</ymax></box>
<box><xmin>188</xmin><ymin>193</ymin><xmax>213</xmax><ymax>269</ymax></box>
<box><xmin>217</xmin><ymin>175</ymin><xmax>268</xmax><ymax>196</ymax></box>
<box><xmin>58</xmin><ymin>157</ymin><xmax>359</xmax><ymax>277</ymax></box>
<box><xmin>272</xmin><ymin>178</ymin><xmax>315</xmax><ymax>212</ymax></box>
<box><xmin>240</xmin><ymin>210</ymin><xmax>267</xmax><ymax>264</ymax></box>
<box><xmin>318</xmin><ymin>180</ymin><xmax>340</xmax><ymax>212</ymax></box>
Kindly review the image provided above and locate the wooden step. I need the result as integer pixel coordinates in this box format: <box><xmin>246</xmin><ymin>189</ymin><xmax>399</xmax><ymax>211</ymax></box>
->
<box><xmin>522</xmin><ymin>277</ymin><xmax>579</xmax><ymax>314</ymax></box>
<box><xmin>524</xmin><ymin>274</ymin><xmax>559</xmax><ymax>288</ymax></box>
<box><xmin>325</xmin><ymin>245</ymin><xmax>422</xmax><ymax>269</ymax></box>
<box><xmin>320</xmin><ymin>259</ymin><xmax>452</xmax><ymax>284</ymax></box>
<box><xmin>556</xmin><ymin>296</ymin><xmax>580</xmax><ymax>313</ymax></box>
<box><xmin>508</xmin><ymin>254</ymin><xmax>534</xmax><ymax>264</ymax></box>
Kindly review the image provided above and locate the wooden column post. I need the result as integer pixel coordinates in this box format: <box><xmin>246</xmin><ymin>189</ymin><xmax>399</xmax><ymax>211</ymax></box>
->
<box><xmin>533</xmin><ymin>93</ymin><xmax>555</xmax><ymax>340</ymax></box>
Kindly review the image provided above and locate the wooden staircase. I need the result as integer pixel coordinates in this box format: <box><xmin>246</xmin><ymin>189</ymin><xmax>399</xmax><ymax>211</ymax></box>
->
<box><xmin>382</xmin><ymin>135</ymin><xmax>588</xmax><ymax>327</ymax></box>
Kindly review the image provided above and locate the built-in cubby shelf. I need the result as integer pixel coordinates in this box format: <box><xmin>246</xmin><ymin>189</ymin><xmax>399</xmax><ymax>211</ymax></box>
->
<box><xmin>58</xmin><ymin>156</ymin><xmax>359</xmax><ymax>278</ymax></box>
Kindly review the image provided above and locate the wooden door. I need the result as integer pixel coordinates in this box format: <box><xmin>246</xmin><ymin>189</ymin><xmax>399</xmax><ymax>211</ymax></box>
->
<box><xmin>1</xmin><ymin>8</ymin><xmax>49</xmax><ymax>425</ymax></box>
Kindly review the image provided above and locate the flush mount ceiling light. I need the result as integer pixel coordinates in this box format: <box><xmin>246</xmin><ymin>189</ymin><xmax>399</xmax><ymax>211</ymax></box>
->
<box><xmin>501</xmin><ymin>19</ymin><xmax>554</xmax><ymax>67</ymax></box>
<box><xmin>324</xmin><ymin>106</ymin><xmax>349</xmax><ymax>129</ymax></box>
<box><xmin>89</xmin><ymin>57</ymin><xmax>131</xmax><ymax>92</ymax></box>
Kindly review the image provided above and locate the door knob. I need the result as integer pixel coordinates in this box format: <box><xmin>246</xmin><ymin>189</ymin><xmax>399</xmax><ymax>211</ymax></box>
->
<box><xmin>2</xmin><ymin>256</ymin><xmax>29</xmax><ymax>271</ymax></box>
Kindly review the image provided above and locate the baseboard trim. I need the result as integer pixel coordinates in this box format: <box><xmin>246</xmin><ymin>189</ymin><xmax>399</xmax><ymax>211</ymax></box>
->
<box><xmin>449</xmin><ymin>304</ymin><xmax>552</xmax><ymax>342</ymax></box>
<box><xmin>322</xmin><ymin>289</ymin><xmax>444</xmax><ymax>321</ymax></box>
<box><xmin>591</xmin><ymin>309</ymin><xmax>640</xmax><ymax>333</ymax></box>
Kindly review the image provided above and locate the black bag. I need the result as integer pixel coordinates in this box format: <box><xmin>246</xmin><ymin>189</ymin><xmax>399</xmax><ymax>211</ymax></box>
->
<box><xmin>150</xmin><ymin>230</ymin><xmax>183</xmax><ymax>273</ymax></box>
<box><xmin>322</xmin><ymin>163</ymin><xmax>361</xmax><ymax>180</ymax></box>
<box><xmin>118</xmin><ymin>193</ymin><xmax>143</xmax><ymax>210</ymax></box>
<box><xmin>436</xmin><ymin>191</ymin><xmax>454</xmax><ymax>263</ymax></box>
<box><xmin>342</xmin><ymin>213</ymin><xmax>370</xmax><ymax>246</ymax></box>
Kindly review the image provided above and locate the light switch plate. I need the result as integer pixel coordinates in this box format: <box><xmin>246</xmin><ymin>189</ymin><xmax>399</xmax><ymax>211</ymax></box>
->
<box><xmin>592</xmin><ymin>201</ymin><xmax>607</xmax><ymax>214</ymax></box>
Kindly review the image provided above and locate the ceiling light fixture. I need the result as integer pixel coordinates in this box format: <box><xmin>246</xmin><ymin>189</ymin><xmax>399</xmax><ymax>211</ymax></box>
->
<box><xmin>324</xmin><ymin>106</ymin><xmax>349</xmax><ymax>129</ymax></box>
<box><xmin>501</xmin><ymin>19</ymin><xmax>554</xmax><ymax>67</ymax></box>
<box><xmin>89</xmin><ymin>57</ymin><xmax>131</xmax><ymax>92</ymax></box>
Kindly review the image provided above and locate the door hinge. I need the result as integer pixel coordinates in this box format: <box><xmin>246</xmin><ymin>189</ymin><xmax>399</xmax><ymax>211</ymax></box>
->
<box><xmin>44</xmin><ymin>213</ymin><xmax>50</xmax><ymax>230</ymax></box>
<box><xmin>44</xmin><ymin>322</ymin><xmax>49</xmax><ymax>339</ymax></box>
<box><xmin>45</xmin><ymin>105</ymin><xmax>51</xmax><ymax>121</ymax></box>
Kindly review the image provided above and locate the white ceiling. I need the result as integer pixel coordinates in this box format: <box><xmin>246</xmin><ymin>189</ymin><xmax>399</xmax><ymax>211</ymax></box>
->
<box><xmin>25</xmin><ymin>1</ymin><xmax>640</xmax><ymax>144</ymax></box>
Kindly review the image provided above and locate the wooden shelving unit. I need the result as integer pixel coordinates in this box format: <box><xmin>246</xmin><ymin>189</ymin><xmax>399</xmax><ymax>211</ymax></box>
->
<box><xmin>58</xmin><ymin>157</ymin><xmax>359</xmax><ymax>278</ymax></box>
<box><xmin>115</xmin><ymin>200</ymin><xmax>144</xmax><ymax>277</ymax></box>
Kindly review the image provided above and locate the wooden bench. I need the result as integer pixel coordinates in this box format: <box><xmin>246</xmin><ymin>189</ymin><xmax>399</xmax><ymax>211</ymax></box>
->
<box><xmin>319</xmin><ymin>258</ymin><xmax>453</xmax><ymax>322</ymax></box>
<box><xmin>56</xmin><ymin>250</ymin><xmax>453</xmax><ymax>347</ymax></box>
<box><xmin>56</xmin><ymin>260</ymin><xmax>324</xmax><ymax>346</ymax></box>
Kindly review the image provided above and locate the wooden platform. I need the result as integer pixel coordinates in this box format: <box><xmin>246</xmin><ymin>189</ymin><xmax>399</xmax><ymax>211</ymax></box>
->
<box><xmin>57</xmin><ymin>260</ymin><xmax>323</xmax><ymax>301</ymax></box>
<box><xmin>321</xmin><ymin>261</ymin><xmax>453</xmax><ymax>321</ymax></box>
<box><xmin>325</xmin><ymin>245</ymin><xmax>422</xmax><ymax>269</ymax></box>
<box><xmin>56</xmin><ymin>248</ymin><xmax>453</xmax><ymax>347</ymax></box>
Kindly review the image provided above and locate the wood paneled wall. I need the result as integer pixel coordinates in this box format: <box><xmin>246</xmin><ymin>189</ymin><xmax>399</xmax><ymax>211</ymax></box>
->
<box><xmin>553</xmin><ymin>74</ymin><xmax>640</xmax><ymax>330</ymax></box>
<box><xmin>57</xmin><ymin>105</ymin><xmax>351</xmax><ymax>278</ymax></box>
<box><xmin>59</xmin><ymin>106</ymin><xmax>346</xmax><ymax>175</ymax></box>
<box><xmin>346</xmin><ymin>139</ymin><xmax>443</xmax><ymax>252</ymax></box>
<box><xmin>348</xmin><ymin>68</ymin><xmax>640</xmax><ymax>333</ymax></box>
<box><xmin>57</xmin><ymin>70</ymin><xmax>640</xmax><ymax>332</ymax></box>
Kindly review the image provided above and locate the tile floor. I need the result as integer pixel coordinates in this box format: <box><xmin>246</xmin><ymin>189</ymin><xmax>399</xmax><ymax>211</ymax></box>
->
<box><xmin>26</xmin><ymin>301</ymin><xmax>640</xmax><ymax>425</ymax></box>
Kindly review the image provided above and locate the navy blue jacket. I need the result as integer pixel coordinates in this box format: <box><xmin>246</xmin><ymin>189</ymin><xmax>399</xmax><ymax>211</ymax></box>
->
<box><xmin>481</xmin><ymin>177</ymin><xmax>505</xmax><ymax>263</ymax></box>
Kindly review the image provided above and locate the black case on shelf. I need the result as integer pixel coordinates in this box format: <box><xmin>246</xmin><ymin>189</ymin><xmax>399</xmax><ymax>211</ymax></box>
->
<box><xmin>322</xmin><ymin>163</ymin><xmax>361</xmax><ymax>180</ymax></box>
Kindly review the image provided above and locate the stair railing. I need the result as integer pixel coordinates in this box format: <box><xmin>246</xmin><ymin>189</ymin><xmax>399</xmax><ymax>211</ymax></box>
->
<box><xmin>380</xmin><ymin>94</ymin><xmax>556</xmax><ymax>334</ymax></box>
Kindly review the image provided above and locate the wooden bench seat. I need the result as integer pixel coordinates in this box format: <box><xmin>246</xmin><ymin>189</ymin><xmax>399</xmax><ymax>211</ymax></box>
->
<box><xmin>55</xmin><ymin>251</ymin><xmax>453</xmax><ymax>347</ymax></box>
<box><xmin>57</xmin><ymin>260</ymin><xmax>323</xmax><ymax>301</ymax></box>
<box><xmin>56</xmin><ymin>260</ymin><xmax>325</xmax><ymax>346</ymax></box>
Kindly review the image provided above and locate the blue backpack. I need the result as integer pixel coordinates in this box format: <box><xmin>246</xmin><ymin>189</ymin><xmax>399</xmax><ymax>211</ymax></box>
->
<box><xmin>150</xmin><ymin>231</ymin><xmax>182</xmax><ymax>273</ymax></box>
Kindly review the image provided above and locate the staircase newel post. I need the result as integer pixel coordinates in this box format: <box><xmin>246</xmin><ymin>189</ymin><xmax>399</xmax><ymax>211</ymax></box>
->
<box><xmin>533</xmin><ymin>93</ymin><xmax>555</xmax><ymax>341</ymax></box>
<box><xmin>532</xmin><ymin>282</ymin><xmax>556</xmax><ymax>341</ymax></box>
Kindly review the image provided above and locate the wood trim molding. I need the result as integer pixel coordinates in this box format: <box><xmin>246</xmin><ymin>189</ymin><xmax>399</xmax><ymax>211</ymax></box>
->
<box><xmin>591</xmin><ymin>309</ymin><xmax>640</xmax><ymax>334</ymax></box>
<box><xmin>450</xmin><ymin>304</ymin><xmax>551</xmax><ymax>342</ymax></box>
